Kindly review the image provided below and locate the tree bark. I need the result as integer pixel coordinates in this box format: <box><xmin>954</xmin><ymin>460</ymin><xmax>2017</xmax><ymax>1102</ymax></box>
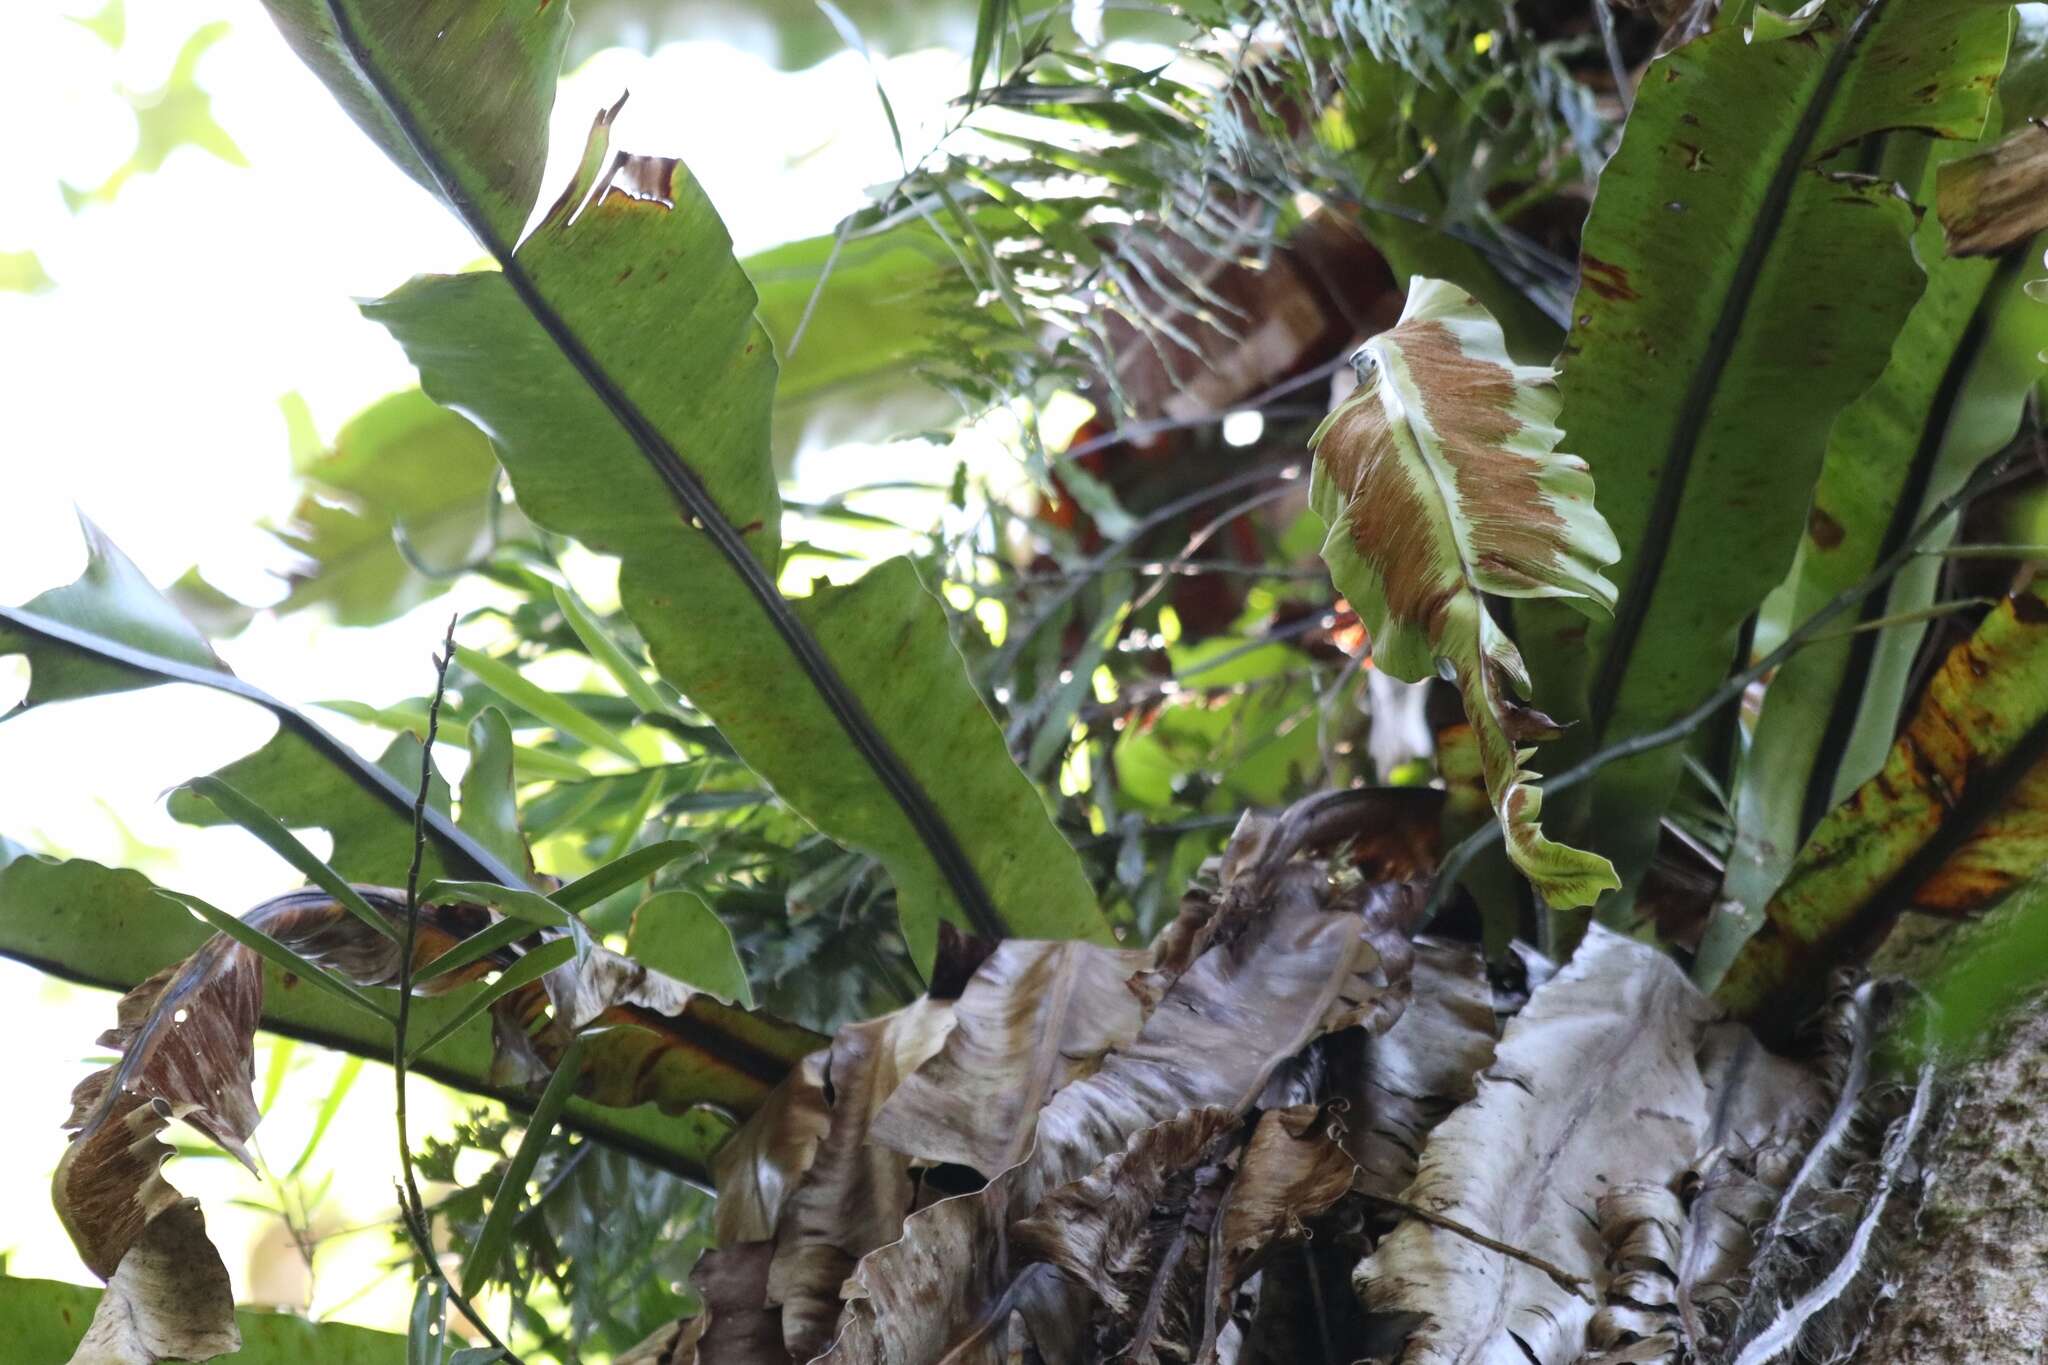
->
<box><xmin>1861</xmin><ymin>995</ymin><xmax>2048</xmax><ymax>1361</ymax></box>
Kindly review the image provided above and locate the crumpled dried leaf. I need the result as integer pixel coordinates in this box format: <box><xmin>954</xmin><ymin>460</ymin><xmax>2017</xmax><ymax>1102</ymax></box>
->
<box><xmin>1209</xmin><ymin>1107</ymin><xmax>1360</xmax><ymax>1337</ymax></box>
<box><xmin>67</xmin><ymin>1203</ymin><xmax>240</xmax><ymax>1365</ymax></box>
<box><xmin>55</xmin><ymin>887</ymin><xmax>465</xmax><ymax>1284</ymax></box>
<box><xmin>1938</xmin><ymin>121</ymin><xmax>2048</xmax><ymax>256</ymax></box>
<box><xmin>1353</xmin><ymin>926</ymin><xmax>1822</xmax><ymax>1365</ymax></box>
<box><xmin>1309</xmin><ymin>277</ymin><xmax>1620</xmax><ymax>907</ymax></box>
<box><xmin>56</xmin><ymin>883</ymin><xmax>815</xmax><ymax>1365</ymax></box>
<box><xmin>1012</xmin><ymin>1106</ymin><xmax>1243</xmax><ymax>1357</ymax></box>
<box><xmin>1336</xmin><ymin>938</ymin><xmax>1498</xmax><ymax>1202</ymax></box>
<box><xmin>869</xmin><ymin>939</ymin><xmax>1151</xmax><ymax>1177</ymax></box>
<box><xmin>1582</xmin><ymin>1183</ymin><xmax>1685</xmax><ymax>1365</ymax></box>
<box><xmin>821</xmin><ymin>866</ymin><xmax>1426</xmax><ymax>1364</ymax></box>
<box><xmin>765</xmin><ymin>1000</ymin><xmax>956</xmax><ymax>1359</ymax></box>
<box><xmin>714</xmin><ymin>1051</ymin><xmax>831</xmax><ymax>1245</ymax></box>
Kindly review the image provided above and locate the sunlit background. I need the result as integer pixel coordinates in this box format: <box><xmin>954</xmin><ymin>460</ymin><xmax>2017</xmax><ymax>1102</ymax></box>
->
<box><xmin>0</xmin><ymin>0</ymin><xmax>989</xmax><ymax>1336</ymax></box>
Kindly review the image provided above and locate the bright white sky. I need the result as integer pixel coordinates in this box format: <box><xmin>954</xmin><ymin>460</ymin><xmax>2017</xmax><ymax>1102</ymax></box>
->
<box><xmin>0</xmin><ymin>0</ymin><xmax>970</xmax><ymax>1335</ymax></box>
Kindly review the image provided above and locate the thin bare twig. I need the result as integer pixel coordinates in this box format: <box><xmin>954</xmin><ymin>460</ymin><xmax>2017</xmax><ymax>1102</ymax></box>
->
<box><xmin>1427</xmin><ymin>448</ymin><xmax>2029</xmax><ymax>915</ymax></box>
<box><xmin>1356</xmin><ymin>1192</ymin><xmax>1594</xmax><ymax>1301</ymax></box>
<box><xmin>394</xmin><ymin>614</ymin><xmax>525</xmax><ymax>1364</ymax></box>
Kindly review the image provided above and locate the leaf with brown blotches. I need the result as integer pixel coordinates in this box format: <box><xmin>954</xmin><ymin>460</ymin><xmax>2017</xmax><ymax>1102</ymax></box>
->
<box><xmin>1938</xmin><ymin>122</ymin><xmax>2048</xmax><ymax>256</ymax></box>
<box><xmin>1719</xmin><ymin>585</ymin><xmax>2048</xmax><ymax>1023</ymax></box>
<box><xmin>1309</xmin><ymin>277</ymin><xmax>1620</xmax><ymax>907</ymax></box>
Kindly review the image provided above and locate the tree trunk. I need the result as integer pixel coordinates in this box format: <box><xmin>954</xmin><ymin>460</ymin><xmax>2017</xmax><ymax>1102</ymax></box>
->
<box><xmin>1861</xmin><ymin>995</ymin><xmax>2048</xmax><ymax>1361</ymax></box>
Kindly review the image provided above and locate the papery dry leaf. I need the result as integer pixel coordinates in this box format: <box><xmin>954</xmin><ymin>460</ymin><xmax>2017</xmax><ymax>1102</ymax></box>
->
<box><xmin>1201</xmin><ymin>1105</ymin><xmax>1359</xmax><ymax>1356</ymax></box>
<box><xmin>1337</xmin><ymin>937</ymin><xmax>1498</xmax><ymax>1202</ymax></box>
<box><xmin>1354</xmin><ymin>926</ymin><xmax>1820</xmax><ymax>1365</ymax></box>
<box><xmin>765</xmin><ymin>999</ymin><xmax>956</xmax><ymax>1359</ymax></box>
<box><xmin>67</xmin><ymin>1203</ymin><xmax>240</xmax><ymax>1365</ymax></box>
<box><xmin>869</xmin><ymin>940</ymin><xmax>1151</xmax><ymax>1177</ymax></box>
<box><xmin>714</xmin><ymin>1050</ymin><xmax>831</xmax><ymax>1245</ymax></box>
<box><xmin>1011</xmin><ymin>1106</ymin><xmax>1243</xmax><ymax>1347</ymax></box>
<box><xmin>56</xmin><ymin>888</ymin><xmax>472</xmax><ymax>1284</ymax></box>
<box><xmin>56</xmin><ymin>884</ymin><xmax>815</xmax><ymax>1365</ymax></box>
<box><xmin>821</xmin><ymin>865</ymin><xmax>1427</xmax><ymax>1365</ymax></box>
<box><xmin>1938</xmin><ymin>122</ymin><xmax>2048</xmax><ymax>256</ymax></box>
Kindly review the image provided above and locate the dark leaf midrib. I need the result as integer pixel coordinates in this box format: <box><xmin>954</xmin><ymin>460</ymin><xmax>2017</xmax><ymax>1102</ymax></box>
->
<box><xmin>318</xmin><ymin>0</ymin><xmax>1006</xmax><ymax>938</ymax></box>
<box><xmin>1799</xmin><ymin>262</ymin><xmax>2012</xmax><ymax>836</ymax></box>
<box><xmin>0</xmin><ymin>606</ymin><xmax>521</xmax><ymax>887</ymax></box>
<box><xmin>1590</xmin><ymin>0</ymin><xmax>1888</xmax><ymax>734</ymax></box>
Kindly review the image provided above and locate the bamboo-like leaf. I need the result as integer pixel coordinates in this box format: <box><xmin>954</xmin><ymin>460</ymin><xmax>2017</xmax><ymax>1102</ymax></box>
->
<box><xmin>551</xmin><ymin>583</ymin><xmax>672</xmax><ymax>717</ymax></box>
<box><xmin>458</xmin><ymin>706</ymin><xmax>533</xmax><ymax>879</ymax></box>
<box><xmin>1514</xmin><ymin>0</ymin><xmax>2011</xmax><ymax>907</ymax></box>
<box><xmin>455</xmin><ymin>645</ymin><xmax>639</xmax><ymax>763</ymax></box>
<box><xmin>258</xmin><ymin>0</ymin><xmax>1109</xmax><ymax>965</ymax></box>
<box><xmin>1309</xmin><ymin>276</ymin><xmax>1620</xmax><ymax>907</ymax></box>
<box><xmin>408</xmin><ymin>938</ymin><xmax>576</xmax><ymax>1061</ymax></box>
<box><xmin>425</xmin><ymin>879</ymin><xmax>569</xmax><ymax>928</ymax></box>
<box><xmin>183</xmin><ymin>775</ymin><xmax>401</xmax><ymax>943</ymax></box>
<box><xmin>1719</xmin><ymin>585</ymin><xmax>2048</xmax><ymax>1023</ymax></box>
<box><xmin>159</xmin><ymin>889</ymin><xmax>393</xmax><ymax>1021</ymax></box>
<box><xmin>463</xmin><ymin>1035</ymin><xmax>588</xmax><ymax>1298</ymax></box>
<box><xmin>553</xmin><ymin>837</ymin><xmax>696</xmax><ymax>911</ymax></box>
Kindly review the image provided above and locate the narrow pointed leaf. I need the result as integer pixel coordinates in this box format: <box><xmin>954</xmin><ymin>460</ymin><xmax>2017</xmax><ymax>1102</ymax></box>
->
<box><xmin>159</xmin><ymin>889</ymin><xmax>394</xmax><ymax>1021</ymax></box>
<box><xmin>1310</xmin><ymin>277</ymin><xmax>1620</xmax><ymax>907</ymax></box>
<box><xmin>551</xmin><ymin>583</ymin><xmax>673</xmax><ymax>717</ymax></box>
<box><xmin>463</xmin><ymin>1035</ymin><xmax>587</xmax><ymax>1298</ymax></box>
<box><xmin>183</xmin><ymin>775</ymin><xmax>401</xmax><ymax>943</ymax></box>
<box><xmin>554</xmin><ymin>837</ymin><xmax>697</xmax><ymax>911</ymax></box>
<box><xmin>459</xmin><ymin>706</ymin><xmax>533</xmax><ymax>878</ymax></box>
<box><xmin>409</xmin><ymin>937</ymin><xmax>576</xmax><ymax>1061</ymax></box>
<box><xmin>455</xmin><ymin>645</ymin><xmax>638</xmax><ymax>763</ymax></box>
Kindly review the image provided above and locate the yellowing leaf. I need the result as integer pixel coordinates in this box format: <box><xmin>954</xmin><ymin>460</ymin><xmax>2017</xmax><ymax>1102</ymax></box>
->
<box><xmin>1309</xmin><ymin>278</ymin><xmax>1620</xmax><ymax>907</ymax></box>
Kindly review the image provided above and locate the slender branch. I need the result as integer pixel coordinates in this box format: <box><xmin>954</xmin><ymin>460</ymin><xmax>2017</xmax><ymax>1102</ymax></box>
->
<box><xmin>1428</xmin><ymin>447</ymin><xmax>2025</xmax><ymax>915</ymax></box>
<box><xmin>393</xmin><ymin>615</ymin><xmax>525</xmax><ymax>1364</ymax></box>
<box><xmin>1355</xmin><ymin>1191</ymin><xmax>1593</xmax><ymax>1300</ymax></box>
